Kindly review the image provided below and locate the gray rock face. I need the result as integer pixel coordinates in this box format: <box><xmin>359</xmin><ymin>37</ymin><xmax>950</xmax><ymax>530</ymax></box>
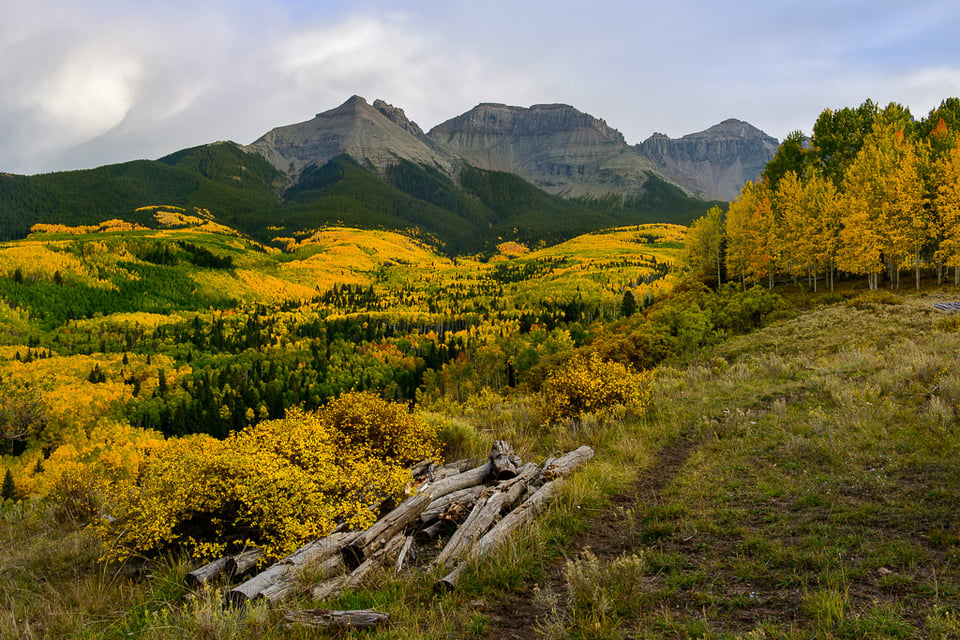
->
<box><xmin>244</xmin><ymin>95</ymin><xmax>457</xmax><ymax>179</ymax></box>
<box><xmin>244</xmin><ymin>96</ymin><xmax>779</xmax><ymax>203</ymax></box>
<box><xmin>427</xmin><ymin>103</ymin><xmax>660</xmax><ymax>198</ymax></box>
<box><xmin>637</xmin><ymin>119</ymin><xmax>779</xmax><ymax>202</ymax></box>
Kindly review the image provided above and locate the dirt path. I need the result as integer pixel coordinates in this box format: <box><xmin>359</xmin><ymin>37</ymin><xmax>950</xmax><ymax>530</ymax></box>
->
<box><xmin>486</xmin><ymin>437</ymin><xmax>700</xmax><ymax>639</ymax></box>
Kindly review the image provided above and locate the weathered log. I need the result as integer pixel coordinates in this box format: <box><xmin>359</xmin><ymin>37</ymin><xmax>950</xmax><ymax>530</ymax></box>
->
<box><xmin>540</xmin><ymin>445</ymin><xmax>594</xmax><ymax>480</ymax></box>
<box><xmin>424</xmin><ymin>462</ymin><xmax>492</xmax><ymax>498</ymax></box>
<box><xmin>285</xmin><ymin>608</ymin><xmax>389</xmax><ymax>629</ymax></box>
<box><xmin>347</xmin><ymin>493</ymin><xmax>431</xmax><ymax>564</ymax></box>
<box><xmin>419</xmin><ymin>485</ymin><xmax>486</xmax><ymax>523</ymax></box>
<box><xmin>434</xmin><ymin>463</ymin><xmax>538</xmax><ymax>568</ymax></box>
<box><xmin>224</xmin><ymin>549</ymin><xmax>262</xmax><ymax>578</ymax></box>
<box><xmin>490</xmin><ymin>440</ymin><xmax>523</xmax><ymax>479</ymax></box>
<box><xmin>185</xmin><ymin>548</ymin><xmax>263</xmax><ymax>587</ymax></box>
<box><xmin>427</xmin><ymin>458</ymin><xmax>473</xmax><ymax>481</ymax></box>
<box><xmin>258</xmin><ymin>554</ymin><xmax>345</xmax><ymax>604</ymax></box>
<box><xmin>185</xmin><ymin>556</ymin><xmax>230</xmax><ymax>587</ymax></box>
<box><xmin>315</xmin><ymin>532</ymin><xmax>406</xmax><ymax>601</ymax></box>
<box><xmin>225</xmin><ymin>531</ymin><xmax>358</xmax><ymax>605</ymax></box>
<box><xmin>436</xmin><ymin>479</ymin><xmax>563</xmax><ymax>591</ymax></box>
<box><xmin>347</xmin><ymin>459</ymin><xmax>496</xmax><ymax>564</ymax></box>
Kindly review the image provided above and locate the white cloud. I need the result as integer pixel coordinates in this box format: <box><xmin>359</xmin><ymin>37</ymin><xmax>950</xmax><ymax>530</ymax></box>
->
<box><xmin>34</xmin><ymin>48</ymin><xmax>143</xmax><ymax>142</ymax></box>
<box><xmin>1</xmin><ymin>0</ymin><xmax>959</xmax><ymax>173</ymax></box>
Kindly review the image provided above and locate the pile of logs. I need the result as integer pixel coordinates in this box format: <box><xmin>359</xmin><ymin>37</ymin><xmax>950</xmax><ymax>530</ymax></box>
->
<box><xmin>185</xmin><ymin>441</ymin><xmax>594</xmax><ymax>626</ymax></box>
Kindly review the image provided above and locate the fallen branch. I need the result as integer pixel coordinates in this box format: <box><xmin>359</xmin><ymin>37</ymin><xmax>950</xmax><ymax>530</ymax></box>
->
<box><xmin>185</xmin><ymin>557</ymin><xmax>229</xmax><ymax>588</ymax></box>
<box><xmin>224</xmin><ymin>549</ymin><xmax>262</xmax><ymax>578</ymax></box>
<box><xmin>185</xmin><ymin>548</ymin><xmax>262</xmax><ymax>587</ymax></box>
<box><xmin>540</xmin><ymin>445</ymin><xmax>595</xmax><ymax>480</ymax></box>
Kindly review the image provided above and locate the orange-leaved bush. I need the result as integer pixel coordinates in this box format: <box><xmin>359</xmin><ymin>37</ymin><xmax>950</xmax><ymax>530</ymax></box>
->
<box><xmin>94</xmin><ymin>393</ymin><xmax>442</xmax><ymax>563</ymax></box>
<box><xmin>538</xmin><ymin>352</ymin><xmax>652</xmax><ymax>423</ymax></box>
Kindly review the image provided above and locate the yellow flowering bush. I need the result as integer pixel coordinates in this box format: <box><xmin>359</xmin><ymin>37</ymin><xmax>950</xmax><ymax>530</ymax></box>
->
<box><xmin>94</xmin><ymin>394</ymin><xmax>442</xmax><ymax>563</ymax></box>
<box><xmin>538</xmin><ymin>352</ymin><xmax>652</xmax><ymax>423</ymax></box>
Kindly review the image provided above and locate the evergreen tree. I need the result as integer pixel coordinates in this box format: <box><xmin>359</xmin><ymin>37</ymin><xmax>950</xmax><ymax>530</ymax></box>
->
<box><xmin>620</xmin><ymin>290</ymin><xmax>637</xmax><ymax>318</ymax></box>
<box><xmin>2</xmin><ymin>468</ymin><xmax>14</xmax><ymax>501</ymax></box>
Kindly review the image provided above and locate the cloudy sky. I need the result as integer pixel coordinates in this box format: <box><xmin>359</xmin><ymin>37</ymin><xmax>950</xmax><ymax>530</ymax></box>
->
<box><xmin>2</xmin><ymin>0</ymin><xmax>959</xmax><ymax>174</ymax></box>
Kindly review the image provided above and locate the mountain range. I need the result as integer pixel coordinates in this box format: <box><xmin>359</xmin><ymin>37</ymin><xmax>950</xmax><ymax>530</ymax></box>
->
<box><xmin>0</xmin><ymin>96</ymin><xmax>779</xmax><ymax>253</ymax></box>
<box><xmin>247</xmin><ymin>96</ymin><xmax>778</xmax><ymax>203</ymax></box>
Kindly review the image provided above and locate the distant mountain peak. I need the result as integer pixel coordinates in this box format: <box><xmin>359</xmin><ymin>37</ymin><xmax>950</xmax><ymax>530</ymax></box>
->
<box><xmin>427</xmin><ymin>102</ymin><xmax>644</xmax><ymax>198</ymax></box>
<box><xmin>639</xmin><ymin>120</ymin><xmax>779</xmax><ymax>201</ymax></box>
<box><xmin>246</xmin><ymin>95</ymin><xmax>455</xmax><ymax>179</ymax></box>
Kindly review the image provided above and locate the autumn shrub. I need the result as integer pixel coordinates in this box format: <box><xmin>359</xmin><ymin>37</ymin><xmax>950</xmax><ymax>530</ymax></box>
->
<box><xmin>847</xmin><ymin>289</ymin><xmax>903</xmax><ymax>309</ymax></box>
<box><xmin>935</xmin><ymin>312</ymin><xmax>960</xmax><ymax>333</ymax></box>
<box><xmin>320</xmin><ymin>390</ymin><xmax>442</xmax><ymax>463</ymax></box>
<box><xmin>94</xmin><ymin>394</ymin><xmax>442</xmax><ymax>563</ymax></box>
<box><xmin>538</xmin><ymin>353</ymin><xmax>652</xmax><ymax>424</ymax></box>
<box><xmin>48</xmin><ymin>465</ymin><xmax>107</xmax><ymax>525</ymax></box>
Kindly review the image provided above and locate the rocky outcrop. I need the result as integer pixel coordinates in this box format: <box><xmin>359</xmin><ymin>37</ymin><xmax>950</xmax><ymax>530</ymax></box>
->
<box><xmin>244</xmin><ymin>96</ymin><xmax>457</xmax><ymax>180</ymax></box>
<box><xmin>637</xmin><ymin>119</ymin><xmax>779</xmax><ymax>202</ymax></box>
<box><xmin>427</xmin><ymin>103</ymin><xmax>661</xmax><ymax>199</ymax></box>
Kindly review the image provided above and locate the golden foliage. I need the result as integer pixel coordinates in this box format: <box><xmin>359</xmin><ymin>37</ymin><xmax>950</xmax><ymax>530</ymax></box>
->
<box><xmin>495</xmin><ymin>241</ymin><xmax>531</xmax><ymax>258</ymax></box>
<box><xmin>538</xmin><ymin>352</ymin><xmax>652</xmax><ymax>423</ymax></box>
<box><xmin>94</xmin><ymin>393</ymin><xmax>442</xmax><ymax>562</ymax></box>
<box><xmin>29</xmin><ymin>220</ymin><xmax>148</xmax><ymax>235</ymax></box>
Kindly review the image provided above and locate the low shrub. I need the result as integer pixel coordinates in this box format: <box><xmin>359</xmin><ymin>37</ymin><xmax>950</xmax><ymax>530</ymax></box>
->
<box><xmin>538</xmin><ymin>353</ymin><xmax>652</xmax><ymax>424</ymax></box>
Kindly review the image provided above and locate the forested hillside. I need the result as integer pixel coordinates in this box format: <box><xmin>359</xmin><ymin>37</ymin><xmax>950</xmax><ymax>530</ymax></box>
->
<box><xmin>0</xmin><ymin>143</ymin><xmax>714</xmax><ymax>253</ymax></box>
<box><xmin>0</xmin><ymin>217</ymin><xmax>696</xmax><ymax>496</ymax></box>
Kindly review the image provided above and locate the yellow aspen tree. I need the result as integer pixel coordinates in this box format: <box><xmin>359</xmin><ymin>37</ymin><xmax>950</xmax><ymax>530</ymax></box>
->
<box><xmin>745</xmin><ymin>180</ymin><xmax>779</xmax><ymax>289</ymax></box>
<box><xmin>839</xmin><ymin>122</ymin><xmax>924</xmax><ymax>289</ymax></box>
<box><xmin>775</xmin><ymin>171</ymin><xmax>816</xmax><ymax>287</ymax></box>
<box><xmin>839</xmin><ymin>145</ymin><xmax>886</xmax><ymax>289</ymax></box>
<box><xmin>807</xmin><ymin>172</ymin><xmax>843</xmax><ymax>291</ymax></box>
<box><xmin>684</xmin><ymin>205</ymin><xmax>724</xmax><ymax>287</ymax></box>
<box><xmin>935</xmin><ymin>137</ymin><xmax>960</xmax><ymax>284</ymax></box>
<box><xmin>891</xmin><ymin>132</ymin><xmax>930</xmax><ymax>290</ymax></box>
<box><xmin>725</xmin><ymin>183</ymin><xmax>756</xmax><ymax>289</ymax></box>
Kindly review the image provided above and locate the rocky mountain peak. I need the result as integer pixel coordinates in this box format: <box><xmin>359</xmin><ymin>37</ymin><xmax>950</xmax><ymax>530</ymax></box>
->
<box><xmin>245</xmin><ymin>95</ymin><xmax>456</xmax><ymax>179</ymax></box>
<box><xmin>431</xmin><ymin>103</ymin><xmax>625</xmax><ymax>144</ymax></box>
<box><xmin>427</xmin><ymin>102</ymin><xmax>649</xmax><ymax>198</ymax></box>
<box><xmin>638</xmin><ymin>120</ymin><xmax>779</xmax><ymax>201</ymax></box>
<box><xmin>243</xmin><ymin>96</ymin><xmax>778</xmax><ymax>203</ymax></box>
